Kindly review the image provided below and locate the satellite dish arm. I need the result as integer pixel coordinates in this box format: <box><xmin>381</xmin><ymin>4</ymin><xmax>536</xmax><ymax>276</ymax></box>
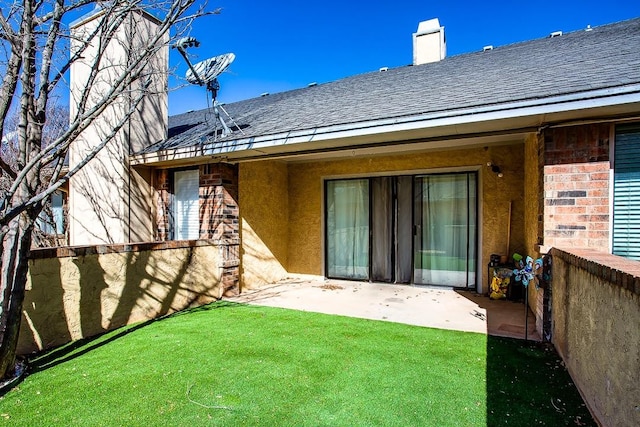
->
<box><xmin>175</xmin><ymin>48</ymin><xmax>205</xmax><ymax>86</ymax></box>
<box><xmin>172</xmin><ymin>37</ymin><xmax>205</xmax><ymax>86</ymax></box>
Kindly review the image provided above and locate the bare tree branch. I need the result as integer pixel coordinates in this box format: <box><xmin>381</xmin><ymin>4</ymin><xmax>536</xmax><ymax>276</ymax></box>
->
<box><xmin>0</xmin><ymin>34</ymin><xmax>22</xmax><ymax>176</ymax></box>
<box><xmin>35</xmin><ymin>0</ymin><xmax>64</xmax><ymax>112</ymax></box>
<box><xmin>0</xmin><ymin>0</ymin><xmax>218</xmax><ymax>380</ymax></box>
<box><xmin>3</xmin><ymin>80</ymin><xmax>151</xmax><ymax>224</ymax></box>
<box><xmin>34</xmin><ymin>0</ymin><xmax>105</xmax><ymax>26</ymax></box>
<box><xmin>4</xmin><ymin>0</ymin><xmax>201</xmax><ymax>206</ymax></box>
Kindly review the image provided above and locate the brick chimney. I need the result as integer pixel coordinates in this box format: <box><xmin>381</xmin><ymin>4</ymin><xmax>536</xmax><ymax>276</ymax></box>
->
<box><xmin>413</xmin><ymin>18</ymin><xmax>446</xmax><ymax>65</ymax></box>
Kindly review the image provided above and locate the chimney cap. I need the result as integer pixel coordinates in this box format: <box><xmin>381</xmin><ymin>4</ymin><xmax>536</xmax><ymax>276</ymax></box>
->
<box><xmin>415</xmin><ymin>18</ymin><xmax>443</xmax><ymax>36</ymax></box>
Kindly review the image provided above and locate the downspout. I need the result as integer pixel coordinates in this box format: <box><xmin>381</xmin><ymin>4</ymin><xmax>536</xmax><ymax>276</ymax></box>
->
<box><xmin>126</xmin><ymin>12</ymin><xmax>133</xmax><ymax>243</ymax></box>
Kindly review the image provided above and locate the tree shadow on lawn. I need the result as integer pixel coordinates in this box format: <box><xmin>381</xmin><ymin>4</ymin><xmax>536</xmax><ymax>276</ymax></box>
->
<box><xmin>21</xmin><ymin>301</ymin><xmax>245</xmax><ymax>379</ymax></box>
<box><xmin>486</xmin><ymin>335</ymin><xmax>596</xmax><ymax>426</ymax></box>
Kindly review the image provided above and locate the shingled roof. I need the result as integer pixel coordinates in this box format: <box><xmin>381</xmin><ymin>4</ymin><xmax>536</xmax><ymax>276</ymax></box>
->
<box><xmin>138</xmin><ymin>17</ymin><xmax>640</xmax><ymax>157</ymax></box>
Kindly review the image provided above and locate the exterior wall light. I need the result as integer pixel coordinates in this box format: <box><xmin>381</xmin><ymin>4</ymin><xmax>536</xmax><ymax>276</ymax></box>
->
<box><xmin>487</xmin><ymin>162</ymin><xmax>504</xmax><ymax>178</ymax></box>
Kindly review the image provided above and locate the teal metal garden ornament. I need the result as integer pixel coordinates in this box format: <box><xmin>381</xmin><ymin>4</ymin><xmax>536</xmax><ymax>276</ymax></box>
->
<box><xmin>513</xmin><ymin>256</ymin><xmax>544</xmax><ymax>288</ymax></box>
<box><xmin>513</xmin><ymin>256</ymin><xmax>544</xmax><ymax>341</ymax></box>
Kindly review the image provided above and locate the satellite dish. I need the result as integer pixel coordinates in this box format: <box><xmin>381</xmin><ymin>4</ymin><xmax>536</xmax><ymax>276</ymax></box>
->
<box><xmin>172</xmin><ymin>37</ymin><xmax>240</xmax><ymax>139</ymax></box>
<box><xmin>185</xmin><ymin>53</ymin><xmax>235</xmax><ymax>86</ymax></box>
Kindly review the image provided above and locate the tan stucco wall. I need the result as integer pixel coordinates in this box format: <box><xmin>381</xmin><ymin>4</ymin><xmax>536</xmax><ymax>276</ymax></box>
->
<box><xmin>239</xmin><ymin>143</ymin><xmax>525</xmax><ymax>291</ymax></box>
<box><xmin>19</xmin><ymin>242</ymin><xmax>222</xmax><ymax>355</ymax></box>
<box><xmin>239</xmin><ymin>160</ymin><xmax>289</xmax><ymax>289</ymax></box>
<box><xmin>551</xmin><ymin>249</ymin><xmax>640</xmax><ymax>427</ymax></box>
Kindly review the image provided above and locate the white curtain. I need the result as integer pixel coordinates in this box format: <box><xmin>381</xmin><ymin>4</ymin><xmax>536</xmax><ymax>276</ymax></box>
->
<box><xmin>414</xmin><ymin>173</ymin><xmax>476</xmax><ymax>286</ymax></box>
<box><xmin>326</xmin><ymin>179</ymin><xmax>369</xmax><ymax>279</ymax></box>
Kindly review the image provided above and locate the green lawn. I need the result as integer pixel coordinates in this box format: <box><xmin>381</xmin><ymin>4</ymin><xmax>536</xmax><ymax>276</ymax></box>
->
<box><xmin>0</xmin><ymin>302</ymin><xmax>594</xmax><ymax>426</ymax></box>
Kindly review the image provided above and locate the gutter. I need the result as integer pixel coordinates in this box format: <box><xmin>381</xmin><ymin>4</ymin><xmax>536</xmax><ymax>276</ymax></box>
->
<box><xmin>132</xmin><ymin>83</ymin><xmax>640</xmax><ymax>165</ymax></box>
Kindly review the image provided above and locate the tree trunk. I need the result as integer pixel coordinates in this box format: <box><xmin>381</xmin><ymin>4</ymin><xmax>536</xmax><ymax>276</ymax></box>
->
<box><xmin>0</xmin><ymin>214</ymin><xmax>33</xmax><ymax>379</ymax></box>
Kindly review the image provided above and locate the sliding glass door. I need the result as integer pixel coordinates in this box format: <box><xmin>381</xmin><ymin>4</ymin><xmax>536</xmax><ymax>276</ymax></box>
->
<box><xmin>414</xmin><ymin>173</ymin><xmax>477</xmax><ymax>286</ymax></box>
<box><xmin>325</xmin><ymin>172</ymin><xmax>477</xmax><ymax>287</ymax></box>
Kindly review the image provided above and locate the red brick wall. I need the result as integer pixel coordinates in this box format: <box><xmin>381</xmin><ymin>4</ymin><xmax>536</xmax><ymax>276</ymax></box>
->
<box><xmin>544</xmin><ymin>124</ymin><xmax>610</xmax><ymax>165</ymax></box>
<box><xmin>542</xmin><ymin>124</ymin><xmax>611</xmax><ymax>251</ymax></box>
<box><xmin>199</xmin><ymin>163</ymin><xmax>239</xmax><ymax>241</ymax></box>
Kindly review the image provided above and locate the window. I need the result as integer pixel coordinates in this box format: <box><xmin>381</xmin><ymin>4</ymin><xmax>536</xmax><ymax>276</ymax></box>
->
<box><xmin>613</xmin><ymin>124</ymin><xmax>640</xmax><ymax>260</ymax></box>
<box><xmin>36</xmin><ymin>191</ymin><xmax>65</xmax><ymax>235</ymax></box>
<box><xmin>173</xmin><ymin>169</ymin><xmax>200</xmax><ymax>240</ymax></box>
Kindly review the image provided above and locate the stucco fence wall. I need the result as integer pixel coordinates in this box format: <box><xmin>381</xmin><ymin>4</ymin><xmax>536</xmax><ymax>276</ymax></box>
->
<box><xmin>551</xmin><ymin>248</ymin><xmax>640</xmax><ymax>427</ymax></box>
<box><xmin>19</xmin><ymin>240</ymin><xmax>227</xmax><ymax>356</ymax></box>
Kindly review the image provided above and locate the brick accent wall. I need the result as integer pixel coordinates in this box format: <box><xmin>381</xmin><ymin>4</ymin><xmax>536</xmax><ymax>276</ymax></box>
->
<box><xmin>199</xmin><ymin>163</ymin><xmax>239</xmax><ymax>241</ymax></box>
<box><xmin>541</xmin><ymin>124</ymin><xmax>611</xmax><ymax>251</ymax></box>
<box><xmin>543</xmin><ymin>124</ymin><xmax>610</xmax><ymax>165</ymax></box>
<box><xmin>153</xmin><ymin>163</ymin><xmax>239</xmax><ymax>295</ymax></box>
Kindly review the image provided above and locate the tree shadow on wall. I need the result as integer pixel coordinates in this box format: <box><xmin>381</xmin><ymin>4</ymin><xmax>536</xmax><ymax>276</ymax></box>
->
<box><xmin>73</xmin><ymin>256</ymin><xmax>108</xmax><ymax>339</ymax></box>
<box><xmin>23</xmin><ymin>242</ymin><xmax>219</xmax><ymax>376</ymax></box>
<box><xmin>106</xmin><ymin>248</ymin><xmax>195</xmax><ymax>331</ymax></box>
<box><xmin>21</xmin><ymin>256</ymin><xmax>72</xmax><ymax>355</ymax></box>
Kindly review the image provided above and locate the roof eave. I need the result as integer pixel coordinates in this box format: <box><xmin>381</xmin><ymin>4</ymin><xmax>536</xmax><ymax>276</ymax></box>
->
<box><xmin>132</xmin><ymin>84</ymin><xmax>640</xmax><ymax>166</ymax></box>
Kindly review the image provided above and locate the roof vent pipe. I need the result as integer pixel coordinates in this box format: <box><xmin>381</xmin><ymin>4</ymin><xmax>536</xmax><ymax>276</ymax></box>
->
<box><xmin>483</xmin><ymin>45</ymin><xmax>493</xmax><ymax>51</ymax></box>
<box><xmin>550</xmin><ymin>30</ymin><xmax>563</xmax><ymax>37</ymax></box>
<box><xmin>413</xmin><ymin>18</ymin><xmax>446</xmax><ymax>65</ymax></box>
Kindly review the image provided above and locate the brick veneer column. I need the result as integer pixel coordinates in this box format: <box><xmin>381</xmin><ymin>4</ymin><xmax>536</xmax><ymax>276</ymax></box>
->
<box><xmin>154</xmin><ymin>169</ymin><xmax>171</xmax><ymax>241</ymax></box>
<box><xmin>199</xmin><ymin>163</ymin><xmax>239</xmax><ymax>295</ymax></box>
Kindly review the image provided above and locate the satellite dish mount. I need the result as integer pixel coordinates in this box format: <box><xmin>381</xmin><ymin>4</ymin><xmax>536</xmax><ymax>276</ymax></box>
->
<box><xmin>173</xmin><ymin>37</ymin><xmax>240</xmax><ymax>139</ymax></box>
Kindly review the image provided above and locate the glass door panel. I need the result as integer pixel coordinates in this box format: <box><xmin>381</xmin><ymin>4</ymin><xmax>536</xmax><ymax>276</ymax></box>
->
<box><xmin>326</xmin><ymin>179</ymin><xmax>370</xmax><ymax>280</ymax></box>
<box><xmin>371</xmin><ymin>177</ymin><xmax>393</xmax><ymax>282</ymax></box>
<box><xmin>395</xmin><ymin>176</ymin><xmax>413</xmax><ymax>284</ymax></box>
<box><xmin>414</xmin><ymin>173</ymin><xmax>477</xmax><ymax>287</ymax></box>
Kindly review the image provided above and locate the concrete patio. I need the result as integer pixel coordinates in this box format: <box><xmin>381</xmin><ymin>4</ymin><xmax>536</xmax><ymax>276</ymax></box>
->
<box><xmin>227</xmin><ymin>278</ymin><xmax>541</xmax><ymax>341</ymax></box>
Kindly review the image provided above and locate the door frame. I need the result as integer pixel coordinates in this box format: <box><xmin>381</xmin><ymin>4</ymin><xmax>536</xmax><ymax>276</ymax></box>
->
<box><xmin>322</xmin><ymin>166</ymin><xmax>483</xmax><ymax>291</ymax></box>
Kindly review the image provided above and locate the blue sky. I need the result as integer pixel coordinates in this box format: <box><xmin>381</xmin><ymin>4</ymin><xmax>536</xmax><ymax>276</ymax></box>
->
<box><xmin>169</xmin><ymin>0</ymin><xmax>640</xmax><ymax>115</ymax></box>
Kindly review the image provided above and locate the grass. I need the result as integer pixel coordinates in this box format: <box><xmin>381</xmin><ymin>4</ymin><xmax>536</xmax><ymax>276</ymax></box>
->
<box><xmin>0</xmin><ymin>302</ymin><xmax>594</xmax><ymax>426</ymax></box>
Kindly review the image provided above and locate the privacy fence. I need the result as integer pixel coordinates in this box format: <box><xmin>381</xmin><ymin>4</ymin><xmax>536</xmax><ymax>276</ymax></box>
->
<box><xmin>551</xmin><ymin>248</ymin><xmax>640</xmax><ymax>427</ymax></box>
